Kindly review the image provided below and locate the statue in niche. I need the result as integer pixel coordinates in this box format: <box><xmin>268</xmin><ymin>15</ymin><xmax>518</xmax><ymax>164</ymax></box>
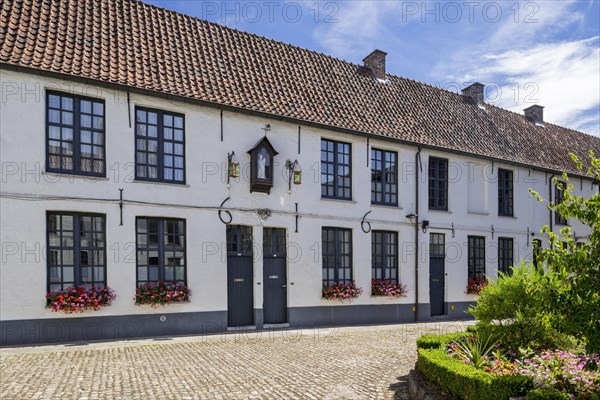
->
<box><xmin>256</xmin><ymin>149</ymin><xmax>268</xmax><ymax>179</ymax></box>
<box><xmin>258</xmin><ymin>151</ymin><xmax>267</xmax><ymax>179</ymax></box>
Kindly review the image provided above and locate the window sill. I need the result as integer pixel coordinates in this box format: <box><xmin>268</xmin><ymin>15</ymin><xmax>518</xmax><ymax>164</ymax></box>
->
<box><xmin>371</xmin><ymin>203</ymin><xmax>403</xmax><ymax>210</ymax></box>
<box><xmin>428</xmin><ymin>209</ymin><xmax>452</xmax><ymax>214</ymax></box>
<box><xmin>42</xmin><ymin>171</ymin><xmax>109</xmax><ymax>181</ymax></box>
<box><xmin>131</xmin><ymin>180</ymin><xmax>190</xmax><ymax>188</ymax></box>
<box><xmin>497</xmin><ymin>215</ymin><xmax>518</xmax><ymax>219</ymax></box>
<box><xmin>320</xmin><ymin>197</ymin><xmax>356</xmax><ymax>204</ymax></box>
<box><xmin>467</xmin><ymin>211</ymin><xmax>489</xmax><ymax>216</ymax></box>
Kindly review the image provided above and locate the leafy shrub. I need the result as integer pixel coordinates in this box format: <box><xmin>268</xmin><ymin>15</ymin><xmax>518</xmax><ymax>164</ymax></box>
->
<box><xmin>468</xmin><ymin>263</ymin><xmax>574</xmax><ymax>352</ymax></box>
<box><xmin>450</xmin><ymin>331</ymin><xmax>498</xmax><ymax>369</ymax></box>
<box><xmin>529</xmin><ymin>151</ymin><xmax>600</xmax><ymax>353</ymax></box>
<box><xmin>417</xmin><ymin>347</ymin><xmax>533</xmax><ymax>400</ymax></box>
<box><xmin>416</xmin><ymin>332</ymin><xmax>471</xmax><ymax>350</ymax></box>
<box><xmin>525</xmin><ymin>388</ymin><xmax>570</xmax><ymax>400</ymax></box>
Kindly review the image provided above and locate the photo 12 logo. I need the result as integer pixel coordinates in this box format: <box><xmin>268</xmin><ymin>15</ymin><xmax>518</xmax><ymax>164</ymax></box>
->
<box><xmin>199</xmin><ymin>1</ymin><xmax>339</xmax><ymax>24</ymax></box>
<box><xmin>400</xmin><ymin>1</ymin><xmax>539</xmax><ymax>24</ymax></box>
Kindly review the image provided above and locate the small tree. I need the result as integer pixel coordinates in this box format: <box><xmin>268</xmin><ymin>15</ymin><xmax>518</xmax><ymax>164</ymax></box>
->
<box><xmin>529</xmin><ymin>150</ymin><xmax>600</xmax><ymax>353</ymax></box>
<box><xmin>468</xmin><ymin>263</ymin><xmax>570</xmax><ymax>351</ymax></box>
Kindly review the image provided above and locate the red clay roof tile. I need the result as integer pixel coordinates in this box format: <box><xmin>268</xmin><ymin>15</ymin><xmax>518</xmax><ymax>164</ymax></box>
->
<box><xmin>1</xmin><ymin>0</ymin><xmax>599</xmax><ymax>175</ymax></box>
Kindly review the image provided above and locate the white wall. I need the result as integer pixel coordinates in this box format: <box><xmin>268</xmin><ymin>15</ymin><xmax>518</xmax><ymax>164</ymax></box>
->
<box><xmin>1</xmin><ymin>69</ymin><xmax>596</xmax><ymax>321</ymax></box>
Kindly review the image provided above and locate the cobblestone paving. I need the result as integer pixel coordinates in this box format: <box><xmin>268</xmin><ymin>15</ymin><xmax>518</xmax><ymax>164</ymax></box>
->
<box><xmin>0</xmin><ymin>321</ymin><xmax>471</xmax><ymax>400</ymax></box>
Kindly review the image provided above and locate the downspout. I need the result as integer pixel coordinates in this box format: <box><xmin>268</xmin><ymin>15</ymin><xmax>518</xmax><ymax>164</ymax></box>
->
<box><xmin>414</xmin><ymin>147</ymin><xmax>422</xmax><ymax>321</ymax></box>
<box><xmin>548</xmin><ymin>174</ymin><xmax>555</xmax><ymax>242</ymax></box>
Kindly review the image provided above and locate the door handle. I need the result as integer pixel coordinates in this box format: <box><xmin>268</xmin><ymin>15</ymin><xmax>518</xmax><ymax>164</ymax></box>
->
<box><xmin>282</xmin><ymin>285</ymin><xmax>287</xmax><ymax>288</ymax></box>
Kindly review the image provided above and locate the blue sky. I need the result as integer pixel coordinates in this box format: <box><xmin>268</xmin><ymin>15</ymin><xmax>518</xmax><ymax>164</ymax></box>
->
<box><xmin>147</xmin><ymin>0</ymin><xmax>599</xmax><ymax>136</ymax></box>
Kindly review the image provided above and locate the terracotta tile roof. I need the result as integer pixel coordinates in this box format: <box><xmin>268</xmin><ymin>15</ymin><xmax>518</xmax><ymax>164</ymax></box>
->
<box><xmin>2</xmin><ymin>0</ymin><xmax>599</xmax><ymax>174</ymax></box>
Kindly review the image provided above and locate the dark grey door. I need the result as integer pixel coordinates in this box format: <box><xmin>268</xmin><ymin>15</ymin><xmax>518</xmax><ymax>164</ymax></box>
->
<box><xmin>429</xmin><ymin>233</ymin><xmax>445</xmax><ymax>316</ymax></box>
<box><xmin>226</xmin><ymin>225</ymin><xmax>254</xmax><ymax>327</ymax></box>
<box><xmin>263</xmin><ymin>228</ymin><xmax>287</xmax><ymax>324</ymax></box>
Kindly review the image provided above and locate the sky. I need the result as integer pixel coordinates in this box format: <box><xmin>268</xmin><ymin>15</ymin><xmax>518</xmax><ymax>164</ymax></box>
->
<box><xmin>146</xmin><ymin>0</ymin><xmax>600</xmax><ymax>136</ymax></box>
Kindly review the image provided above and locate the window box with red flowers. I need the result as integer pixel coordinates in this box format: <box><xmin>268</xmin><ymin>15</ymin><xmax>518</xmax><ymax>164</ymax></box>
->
<box><xmin>466</xmin><ymin>276</ymin><xmax>488</xmax><ymax>294</ymax></box>
<box><xmin>135</xmin><ymin>281</ymin><xmax>191</xmax><ymax>308</ymax></box>
<box><xmin>371</xmin><ymin>279</ymin><xmax>408</xmax><ymax>298</ymax></box>
<box><xmin>46</xmin><ymin>287</ymin><xmax>116</xmax><ymax>313</ymax></box>
<box><xmin>322</xmin><ymin>281</ymin><xmax>363</xmax><ymax>302</ymax></box>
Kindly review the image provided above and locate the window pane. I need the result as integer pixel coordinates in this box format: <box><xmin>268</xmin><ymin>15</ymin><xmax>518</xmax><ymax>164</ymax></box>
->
<box><xmin>136</xmin><ymin>218</ymin><xmax>186</xmax><ymax>285</ymax></box>
<box><xmin>47</xmin><ymin>213</ymin><xmax>106</xmax><ymax>290</ymax></box>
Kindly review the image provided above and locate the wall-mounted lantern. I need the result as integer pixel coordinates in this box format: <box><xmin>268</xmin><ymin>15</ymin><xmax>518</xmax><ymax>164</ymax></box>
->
<box><xmin>227</xmin><ymin>151</ymin><xmax>240</xmax><ymax>179</ymax></box>
<box><xmin>286</xmin><ymin>159</ymin><xmax>302</xmax><ymax>191</ymax></box>
<box><xmin>248</xmin><ymin>137</ymin><xmax>278</xmax><ymax>194</ymax></box>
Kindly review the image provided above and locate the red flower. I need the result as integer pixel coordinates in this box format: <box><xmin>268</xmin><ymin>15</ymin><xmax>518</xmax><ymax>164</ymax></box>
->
<box><xmin>46</xmin><ymin>287</ymin><xmax>116</xmax><ymax>313</ymax></box>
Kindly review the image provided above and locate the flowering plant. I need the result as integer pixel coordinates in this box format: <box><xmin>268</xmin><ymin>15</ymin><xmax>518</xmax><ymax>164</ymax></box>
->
<box><xmin>46</xmin><ymin>286</ymin><xmax>116</xmax><ymax>313</ymax></box>
<box><xmin>135</xmin><ymin>281</ymin><xmax>191</xmax><ymax>307</ymax></box>
<box><xmin>515</xmin><ymin>350</ymin><xmax>600</xmax><ymax>397</ymax></box>
<box><xmin>322</xmin><ymin>281</ymin><xmax>363</xmax><ymax>302</ymax></box>
<box><xmin>371</xmin><ymin>279</ymin><xmax>408</xmax><ymax>298</ymax></box>
<box><xmin>466</xmin><ymin>276</ymin><xmax>488</xmax><ymax>294</ymax></box>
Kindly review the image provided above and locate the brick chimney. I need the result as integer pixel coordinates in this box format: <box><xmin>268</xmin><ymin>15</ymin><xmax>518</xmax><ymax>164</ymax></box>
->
<box><xmin>524</xmin><ymin>105</ymin><xmax>544</xmax><ymax>123</ymax></box>
<box><xmin>462</xmin><ymin>82</ymin><xmax>484</xmax><ymax>104</ymax></box>
<box><xmin>363</xmin><ymin>49</ymin><xmax>387</xmax><ymax>81</ymax></box>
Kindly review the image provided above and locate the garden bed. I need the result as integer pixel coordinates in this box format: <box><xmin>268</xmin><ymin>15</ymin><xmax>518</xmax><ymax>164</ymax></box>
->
<box><xmin>415</xmin><ymin>332</ymin><xmax>600</xmax><ymax>400</ymax></box>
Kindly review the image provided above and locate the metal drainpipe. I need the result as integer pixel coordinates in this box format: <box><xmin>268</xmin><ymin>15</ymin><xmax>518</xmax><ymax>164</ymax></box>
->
<box><xmin>548</xmin><ymin>174</ymin><xmax>555</xmax><ymax>241</ymax></box>
<box><xmin>414</xmin><ymin>147</ymin><xmax>422</xmax><ymax>322</ymax></box>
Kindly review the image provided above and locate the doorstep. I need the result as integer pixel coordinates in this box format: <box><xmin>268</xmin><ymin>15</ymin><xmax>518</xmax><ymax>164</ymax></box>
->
<box><xmin>226</xmin><ymin>326</ymin><xmax>257</xmax><ymax>331</ymax></box>
<box><xmin>263</xmin><ymin>323</ymin><xmax>290</xmax><ymax>329</ymax></box>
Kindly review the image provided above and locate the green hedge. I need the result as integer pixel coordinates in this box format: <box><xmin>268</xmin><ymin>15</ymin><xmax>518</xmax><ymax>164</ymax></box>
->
<box><xmin>525</xmin><ymin>388</ymin><xmax>571</xmax><ymax>400</ymax></box>
<box><xmin>417</xmin><ymin>348</ymin><xmax>533</xmax><ymax>400</ymax></box>
<box><xmin>416</xmin><ymin>332</ymin><xmax>471</xmax><ymax>350</ymax></box>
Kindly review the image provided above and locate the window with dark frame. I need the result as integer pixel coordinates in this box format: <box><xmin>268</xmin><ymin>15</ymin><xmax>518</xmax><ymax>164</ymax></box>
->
<box><xmin>498</xmin><ymin>169</ymin><xmax>514</xmax><ymax>217</ymax></box>
<box><xmin>47</xmin><ymin>92</ymin><xmax>105</xmax><ymax>175</ymax></box>
<box><xmin>322</xmin><ymin>227</ymin><xmax>353</xmax><ymax>286</ymax></box>
<box><xmin>498</xmin><ymin>237</ymin><xmax>514</xmax><ymax>275</ymax></box>
<box><xmin>47</xmin><ymin>212</ymin><xmax>106</xmax><ymax>292</ymax></box>
<box><xmin>371</xmin><ymin>149</ymin><xmax>398</xmax><ymax>206</ymax></box>
<box><xmin>371</xmin><ymin>231</ymin><xmax>398</xmax><ymax>280</ymax></box>
<box><xmin>136</xmin><ymin>218</ymin><xmax>186</xmax><ymax>286</ymax></box>
<box><xmin>321</xmin><ymin>139</ymin><xmax>352</xmax><ymax>200</ymax></box>
<box><xmin>428</xmin><ymin>157</ymin><xmax>448</xmax><ymax>210</ymax></box>
<box><xmin>468</xmin><ymin>236</ymin><xmax>486</xmax><ymax>279</ymax></box>
<box><xmin>135</xmin><ymin>108</ymin><xmax>185</xmax><ymax>183</ymax></box>
<box><xmin>226</xmin><ymin>225</ymin><xmax>253</xmax><ymax>255</ymax></box>
<box><xmin>430</xmin><ymin>233</ymin><xmax>446</xmax><ymax>258</ymax></box>
<box><xmin>263</xmin><ymin>227</ymin><xmax>286</xmax><ymax>256</ymax></box>
<box><xmin>554</xmin><ymin>182</ymin><xmax>568</xmax><ymax>225</ymax></box>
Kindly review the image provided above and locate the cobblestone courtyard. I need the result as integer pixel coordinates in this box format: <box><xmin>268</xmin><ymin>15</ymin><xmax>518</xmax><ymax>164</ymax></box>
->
<box><xmin>1</xmin><ymin>321</ymin><xmax>470</xmax><ymax>400</ymax></box>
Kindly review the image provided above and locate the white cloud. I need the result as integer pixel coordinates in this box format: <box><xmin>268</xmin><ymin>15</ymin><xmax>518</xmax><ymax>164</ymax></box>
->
<box><xmin>487</xmin><ymin>39</ymin><xmax>599</xmax><ymax>135</ymax></box>
<box><xmin>311</xmin><ymin>1</ymin><xmax>401</xmax><ymax>60</ymax></box>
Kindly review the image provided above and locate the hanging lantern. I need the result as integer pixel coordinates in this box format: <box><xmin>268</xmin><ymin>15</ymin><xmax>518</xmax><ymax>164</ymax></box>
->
<box><xmin>227</xmin><ymin>151</ymin><xmax>240</xmax><ymax>179</ymax></box>
<box><xmin>293</xmin><ymin>169</ymin><xmax>302</xmax><ymax>185</ymax></box>
<box><xmin>286</xmin><ymin>159</ymin><xmax>301</xmax><ymax>190</ymax></box>
<box><xmin>228</xmin><ymin>161</ymin><xmax>240</xmax><ymax>178</ymax></box>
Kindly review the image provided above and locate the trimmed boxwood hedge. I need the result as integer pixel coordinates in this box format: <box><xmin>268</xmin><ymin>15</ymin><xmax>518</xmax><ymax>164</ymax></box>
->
<box><xmin>418</xmin><ymin>348</ymin><xmax>533</xmax><ymax>400</ymax></box>
<box><xmin>416</xmin><ymin>332</ymin><xmax>471</xmax><ymax>350</ymax></box>
<box><xmin>416</xmin><ymin>332</ymin><xmax>533</xmax><ymax>400</ymax></box>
